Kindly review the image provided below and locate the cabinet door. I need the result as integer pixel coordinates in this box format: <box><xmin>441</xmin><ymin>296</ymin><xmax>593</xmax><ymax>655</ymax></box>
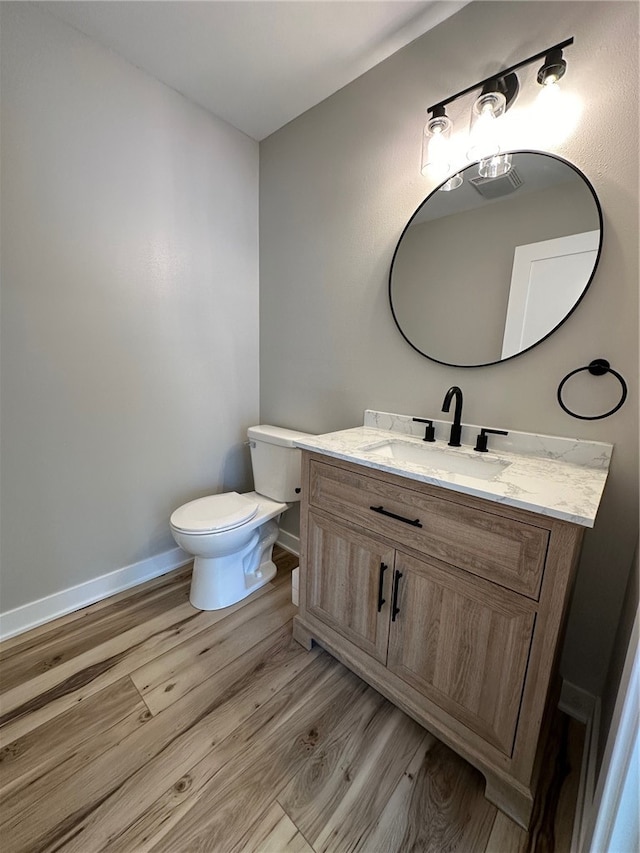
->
<box><xmin>388</xmin><ymin>551</ymin><xmax>536</xmax><ymax>756</ymax></box>
<box><xmin>306</xmin><ymin>512</ymin><xmax>394</xmax><ymax>663</ymax></box>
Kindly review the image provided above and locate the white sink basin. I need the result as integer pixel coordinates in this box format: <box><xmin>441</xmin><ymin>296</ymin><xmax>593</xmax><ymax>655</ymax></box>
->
<box><xmin>359</xmin><ymin>439</ymin><xmax>510</xmax><ymax>481</ymax></box>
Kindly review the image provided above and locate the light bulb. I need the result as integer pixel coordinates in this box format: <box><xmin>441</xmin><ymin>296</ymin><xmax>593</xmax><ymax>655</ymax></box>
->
<box><xmin>537</xmin><ymin>78</ymin><xmax>563</xmax><ymax>105</ymax></box>
<box><xmin>421</xmin><ymin>112</ymin><xmax>452</xmax><ymax>177</ymax></box>
<box><xmin>467</xmin><ymin>90</ymin><xmax>506</xmax><ymax>162</ymax></box>
<box><xmin>533</xmin><ymin>82</ymin><xmax>582</xmax><ymax>147</ymax></box>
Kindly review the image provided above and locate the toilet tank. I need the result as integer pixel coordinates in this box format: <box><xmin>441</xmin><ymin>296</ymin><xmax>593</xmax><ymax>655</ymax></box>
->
<box><xmin>247</xmin><ymin>425</ymin><xmax>313</xmax><ymax>503</ymax></box>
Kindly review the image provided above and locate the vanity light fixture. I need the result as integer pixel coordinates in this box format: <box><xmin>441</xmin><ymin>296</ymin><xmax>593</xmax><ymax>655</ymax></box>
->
<box><xmin>422</xmin><ymin>38</ymin><xmax>574</xmax><ymax>182</ymax></box>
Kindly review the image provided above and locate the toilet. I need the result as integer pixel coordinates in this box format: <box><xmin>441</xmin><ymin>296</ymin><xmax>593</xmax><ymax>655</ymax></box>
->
<box><xmin>170</xmin><ymin>425</ymin><xmax>312</xmax><ymax>610</ymax></box>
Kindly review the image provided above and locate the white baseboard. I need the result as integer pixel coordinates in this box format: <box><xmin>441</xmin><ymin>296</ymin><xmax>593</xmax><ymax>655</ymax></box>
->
<box><xmin>558</xmin><ymin>679</ymin><xmax>600</xmax><ymax>853</ymax></box>
<box><xmin>292</xmin><ymin>567</ymin><xmax>300</xmax><ymax>606</ymax></box>
<box><xmin>276</xmin><ymin>529</ymin><xmax>300</xmax><ymax>556</ymax></box>
<box><xmin>572</xmin><ymin>697</ymin><xmax>602</xmax><ymax>852</ymax></box>
<box><xmin>0</xmin><ymin>546</ymin><xmax>191</xmax><ymax>642</ymax></box>
<box><xmin>560</xmin><ymin>679</ymin><xmax>597</xmax><ymax>723</ymax></box>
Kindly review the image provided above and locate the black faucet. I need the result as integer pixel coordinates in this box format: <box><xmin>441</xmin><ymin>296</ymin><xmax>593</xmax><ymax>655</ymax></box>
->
<box><xmin>441</xmin><ymin>386</ymin><xmax>463</xmax><ymax>447</ymax></box>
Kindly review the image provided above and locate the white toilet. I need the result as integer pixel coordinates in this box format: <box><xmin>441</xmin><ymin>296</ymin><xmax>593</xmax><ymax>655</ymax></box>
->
<box><xmin>170</xmin><ymin>425</ymin><xmax>311</xmax><ymax>610</ymax></box>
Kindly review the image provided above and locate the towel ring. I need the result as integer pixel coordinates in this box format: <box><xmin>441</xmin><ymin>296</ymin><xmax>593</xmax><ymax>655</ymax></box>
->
<box><xmin>557</xmin><ymin>359</ymin><xmax>628</xmax><ymax>420</ymax></box>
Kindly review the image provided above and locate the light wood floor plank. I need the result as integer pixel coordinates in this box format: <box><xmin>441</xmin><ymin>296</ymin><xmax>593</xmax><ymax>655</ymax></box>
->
<box><xmin>232</xmin><ymin>801</ymin><xmax>314</xmax><ymax>853</ymax></box>
<box><xmin>146</xmin><ymin>664</ymin><xmax>370</xmax><ymax>852</ymax></box>
<box><xmin>271</xmin><ymin>548</ymin><xmax>299</xmax><ymax>576</ymax></box>
<box><xmin>0</xmin><ymin>681</ymin><xmax>157</xmax><ymax>841</ymax></box>
<box><xmin>355</xmin><ymin>737</ymin><xmax>496</xmax><ymax>853</ymax></box>
<box><xmin>0</xmin><ymin>676</ymin><xmax>147</xmax><ymax>798</ymax></box>
<box><xmin>90</xmin><ymin>651</ymin><xmax>346</xmax><ymax>853</ymax></box>
<box><xmin>0</xmin><ymin>573</ymin><xmax>191</xmax><ymax>693</ymax></box>
<box><xmin>294</xmin><ymin>704</ymin><xmax>428</xmax><ymax>853</ymax></box>
<box><xmin>131</xmin><ymin>581</ymin><xmax>296</xmax><ymax>714</ymax></box>
<box><xmin>1</xmin><ymin>621</ymin><xmax>312</xmax><ymax>853</ymax></box>
<box><xmin>485</xmin><ymin>811</ymin><xmax>528</xmax><ymax>853</ymax></box>
<box><xmin>352</xmin><ymin>733</ymin><xmax>438</xmax><ymax>851</ymax></box>
<box><xmin>37</xmin><ymin>626</ymin><xmax>324</xmax><ymax>853</ymax></box>
<box><xmin>0</xmin><ymin>579</ymin><xmax>281</xmax><ymax>744</ymax></box>
<box><xmin>0</xmin><ymin>565</ymin><xmax>193</xmax><ymax>658</ymax></box>
<box><xmin>276</xmin><ymin>684</ymin><xmax>413</xmax><ymax>846</ymax></box>
<box><xmin>485</xmin><ymin>712</ymin><xmax>586</xmax><ymax>853</ymax></box>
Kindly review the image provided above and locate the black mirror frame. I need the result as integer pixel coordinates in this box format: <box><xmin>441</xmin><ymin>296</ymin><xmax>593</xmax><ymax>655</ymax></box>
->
<box><xmin>388</xmin><ymin>150</ymin><xmax>604</xmax><ymax>368</ymax></box>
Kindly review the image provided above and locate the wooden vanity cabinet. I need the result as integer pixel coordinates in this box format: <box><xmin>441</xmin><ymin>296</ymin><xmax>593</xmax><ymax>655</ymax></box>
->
<box><xmin>293</xmin><ymin>451</ymin><xmax>585</xmax><ymax>829</ymax></box>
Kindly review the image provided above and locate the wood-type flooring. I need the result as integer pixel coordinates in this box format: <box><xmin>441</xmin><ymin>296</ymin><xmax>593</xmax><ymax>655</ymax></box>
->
<box><xmin>0</xmin><ymin>547</ymin><xmax>584</xmax><ymax>852</ymax></box>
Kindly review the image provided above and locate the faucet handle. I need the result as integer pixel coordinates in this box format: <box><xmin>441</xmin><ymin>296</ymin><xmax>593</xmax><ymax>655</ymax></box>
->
<box><xmin>412</xmin><ymin>417</ymin><xmax>436</xmax><ymax>442</ymax></box>
<box><xmin>474</xmin><ymin>428</ymin><xmax>508</xmax><ymax>453</ymax></box>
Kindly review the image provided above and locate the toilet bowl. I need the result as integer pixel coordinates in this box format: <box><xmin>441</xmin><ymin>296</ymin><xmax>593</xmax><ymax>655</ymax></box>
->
<box><xmin>170</xmin><ymin>425</ymin><xmax>312</xmax><ymax>610</ymax></box>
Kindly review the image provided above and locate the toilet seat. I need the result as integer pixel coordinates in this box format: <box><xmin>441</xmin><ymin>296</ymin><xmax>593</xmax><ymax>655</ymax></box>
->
<box><xmin>170</xmin><ymin>491</ymin><xmax>259</xmax><ymax>535</ymax></box>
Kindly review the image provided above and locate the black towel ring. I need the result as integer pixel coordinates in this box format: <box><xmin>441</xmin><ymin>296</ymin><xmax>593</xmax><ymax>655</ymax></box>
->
<box><xmin>557</xmin><ymin>358</ymin><xmax>628</xmax><ymax>420</ymax></box>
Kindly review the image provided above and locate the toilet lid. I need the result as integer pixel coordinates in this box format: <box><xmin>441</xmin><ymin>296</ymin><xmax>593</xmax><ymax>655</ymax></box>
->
<box><xmin>170</xmin><ymin>492</ymin><xmax>259</xmax><ymax>534</ymax></box>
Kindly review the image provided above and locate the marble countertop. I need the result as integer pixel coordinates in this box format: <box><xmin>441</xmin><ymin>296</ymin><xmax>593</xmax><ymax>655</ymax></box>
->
<box><xmin>295</xmin><ymin>411</ymin><xmax>613</xmax><ymax>528</ymax></box>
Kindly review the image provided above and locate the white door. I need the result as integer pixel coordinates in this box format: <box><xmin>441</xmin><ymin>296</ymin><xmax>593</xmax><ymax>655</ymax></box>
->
<box><xmin>501</xmin><ymin>230</ymin><xmax>599</xmax><ymax>359</ymax></box>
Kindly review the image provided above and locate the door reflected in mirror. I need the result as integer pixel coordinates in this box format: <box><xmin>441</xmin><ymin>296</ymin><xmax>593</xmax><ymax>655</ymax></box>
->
<box><xmin>389</xmin><ymin>151</ymin><xmax>602</xmax><ymax>367</ymax></box>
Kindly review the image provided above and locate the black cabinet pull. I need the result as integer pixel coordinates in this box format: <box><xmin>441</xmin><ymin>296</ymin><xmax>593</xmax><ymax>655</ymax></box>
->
<box><xmin>377</xmin><ymin>562</ymin><xmax>388</xmax><ymax>612</ymax></box>
<box><xmin>370</xmin><ymin>506</ymin><xmax>422</xmax><ymax>528</ymax></box>
<box><xmin>391</xmin><ymin>571</ymin><xmax>403</xmax><ymax>622</ymax></box>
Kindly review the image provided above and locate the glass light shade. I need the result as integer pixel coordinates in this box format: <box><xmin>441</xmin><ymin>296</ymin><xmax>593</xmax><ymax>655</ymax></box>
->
<box><xmin>532</xmin><ymin>81</ymin><xmax>582</xmax><ymax>148</ymax></box>
<box><xmin>536</xmin><ymin>77</ymin><xmax>563</xmax><ymax>106</ymax></box>
<box><xmin>421</xmin><ymin>113</ymin><xmax>453</xmax><ymax>177</ymax></box>
<box><xmin>466</xmin><ymin>90</ymin><xmax>506</xmax><ymax>161</ymax></box>
<box><xmin>478</xmin><ymin>153</ymin><xmax>512</xmax><ymax>178</ymax></box>
<box><xmin>439</xmin><ymin>173</ymin><xmax>463</xmax><ymax>192</ymax></box>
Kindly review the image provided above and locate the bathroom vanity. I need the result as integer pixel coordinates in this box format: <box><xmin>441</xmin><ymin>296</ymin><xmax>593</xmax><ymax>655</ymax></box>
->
<box><xmin>292</xmin><ymin>411</ymin><xmax>612</xmax><ymax>828</ymax></box>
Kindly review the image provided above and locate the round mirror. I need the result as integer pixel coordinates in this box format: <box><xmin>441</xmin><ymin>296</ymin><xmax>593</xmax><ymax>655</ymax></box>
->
<box><xmin>389</xmin><ymin>151</ymin><xmax>603</xmax><ymax>367</ymax></box>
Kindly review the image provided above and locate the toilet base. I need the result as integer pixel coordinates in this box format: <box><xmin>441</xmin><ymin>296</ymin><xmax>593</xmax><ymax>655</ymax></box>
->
<box><xmin>188</xmin><ymin>519</ymin><xmax>279</xmax><ymax>610</ymax></box>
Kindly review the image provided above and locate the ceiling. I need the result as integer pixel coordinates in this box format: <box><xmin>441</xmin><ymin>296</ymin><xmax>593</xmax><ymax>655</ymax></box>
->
<box><xmin>39</xmin><ymin>0</ymin><xmax>471</xmax><ymax>140</ymax></box>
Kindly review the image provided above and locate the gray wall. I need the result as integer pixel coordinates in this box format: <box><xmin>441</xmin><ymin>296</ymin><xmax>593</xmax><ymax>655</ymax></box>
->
<box><xmin>0</xmin><ymin>4</ymin><xmax>259</xmax><ymax>611</ymax></box>
<box><xmin>260</xmin><ymin>1</ymin><xmax>639</xmax><ymax>694</ymax></box>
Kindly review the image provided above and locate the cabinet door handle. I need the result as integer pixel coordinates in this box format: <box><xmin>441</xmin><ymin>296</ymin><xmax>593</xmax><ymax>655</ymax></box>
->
<box><xmin>370</xmin><ymin>506</ymin><xmax>423</xmax><ymax>528</ymax></box>
<box><xmin>391</xmin><ymin>571</ymin><xmax>403</xmax><ymax>622</ymax></box>
<box><xmin>377</xmin><ymin>562</ymin><xmax>388</xmax><ymax>612</ymax></box>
